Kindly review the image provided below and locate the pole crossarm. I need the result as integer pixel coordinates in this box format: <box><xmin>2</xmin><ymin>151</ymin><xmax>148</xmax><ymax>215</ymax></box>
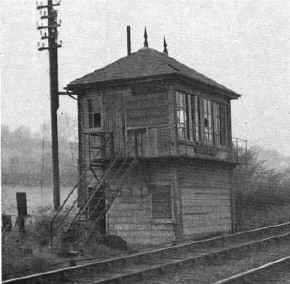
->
<box><xmin>36</xmin><ymin>1</ymin><xmax>61</xmax><ymax>10</ymax></box>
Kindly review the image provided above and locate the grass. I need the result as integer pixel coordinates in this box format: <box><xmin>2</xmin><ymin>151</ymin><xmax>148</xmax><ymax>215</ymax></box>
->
<box><xmin>235</xmin><ymin>184</ymin><xmax>290</xmax><ymax>231</ymax></box>
<box><xmin>2</xmin><ymin>229</ymin><xmax>127</xmax><ymax>280</ymax></box>
<box><xmin>3</xmin><ymin>184</ymin><xmax>289</xmax><ymax>280</ymax></box>
<box><xmin>1</xmin><ymin>209</ymin><xmax>127</xmax><ymax>281</ymax></box>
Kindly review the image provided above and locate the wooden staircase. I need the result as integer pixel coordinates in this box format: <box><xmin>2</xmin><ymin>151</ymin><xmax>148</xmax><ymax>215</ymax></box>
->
<box><xmin>49</xmin><ymin>132</ymin><xmax>138</xmax><ymax>248</ymax></box>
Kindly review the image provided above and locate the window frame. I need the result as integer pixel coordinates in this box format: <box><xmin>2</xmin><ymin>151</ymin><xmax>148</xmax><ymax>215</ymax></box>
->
<box><xmin>174</xmin><ymin>90</ymin><xmax>229</xmax><ymax>147</ymax></box>
<box><xmin>176</xmin><ymin>91</ymin><xmax>190</xmax><ymax>140</ymax></box>
<box><xmin>151</xmin><ymin>184</ymin><xmax>173</xmax><ymax>219</ymax></box>
<box><xmin>191</xmin><ymin>95</ymin><xmax>201</xmax><ymax>143</ymax></box>
<box><xmin>201</xmin><ymin>98</ymin><xmax>213</xmax><ymax>145</ymax></box>
<box><xmin>87</xmin><ymin>99</ymin><xmax>102</xmax><ymax>129</ymax></box>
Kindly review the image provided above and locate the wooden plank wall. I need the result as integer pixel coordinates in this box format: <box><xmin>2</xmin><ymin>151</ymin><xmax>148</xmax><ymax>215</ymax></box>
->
<box><xmin>103</xmin><ymin>89</ymin><xmax>126</xmax><ymax>157</ymax></box>
<box><xmin>125</xmin><ymin>85</ymin><xmax>169</xmax><ymax>128</ymax></box>
<box><xmin>124</xmin><ymin>84</ymin><xmax>172</xmax><ymax>157</ymax></box>
<box><xmin>107</xmin><ymin>161</ymin><xmax>177</xmax><ymax>245</ymax></box>
<box><xmin>177</xmin><ymin>160</ymin><xmax>233</xmax><ymax>237</ymax></box>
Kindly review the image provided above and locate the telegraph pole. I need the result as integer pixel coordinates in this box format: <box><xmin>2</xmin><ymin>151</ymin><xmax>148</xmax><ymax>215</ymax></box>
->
<box><xmin>37</xmin><ymin>0</ymin><xmax>62</xmax><ymax>210</ymax></box>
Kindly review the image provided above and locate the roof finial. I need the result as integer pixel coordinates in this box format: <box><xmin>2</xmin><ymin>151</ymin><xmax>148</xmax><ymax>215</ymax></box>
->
<box><xmin>163</xmin><ymin>36</ymin><xmax>168</xmax><ymax>55</ymax></box>
<box><xmin>144</xmin><ymin>27</ymin><xmax>148</xmax><ymax>48</ymax></box>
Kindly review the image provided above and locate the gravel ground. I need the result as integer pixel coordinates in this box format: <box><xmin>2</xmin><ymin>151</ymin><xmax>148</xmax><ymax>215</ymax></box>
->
<box><xmin>138</xmin><ymin>240</ymin><xmax>290</xmax><ymax>284</ymax></box>
<box><xmin>252</xmin><ymin>263</ymin><xmax>290</xmax><ymax>284</ymax></box>
<box><xmin>265</xmin><ymin>271</ymin><xmax>290</xmax><ymax>284</ymax></box>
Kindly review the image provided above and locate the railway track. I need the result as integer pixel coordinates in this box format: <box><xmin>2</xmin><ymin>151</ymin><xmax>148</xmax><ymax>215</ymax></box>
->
<box><xmin>215</xmin><ymin>255</ymin><xmax>290</xmax><ymax>284</ymax></box>
<box><xmin>3</xmin><ymin>222</ymin><xmax>290</xmax><ymax>284</ymax></box>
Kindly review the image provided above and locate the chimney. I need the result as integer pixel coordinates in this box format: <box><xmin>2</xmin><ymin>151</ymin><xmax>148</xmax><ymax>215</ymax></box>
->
<box><xmin>127</xmin><ymin>25</ymin><xmax>131</xmax><ymax>56</ymax></box>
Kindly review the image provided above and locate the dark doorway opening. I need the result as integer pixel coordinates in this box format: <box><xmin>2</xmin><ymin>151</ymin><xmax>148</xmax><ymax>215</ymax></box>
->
<box><xmin>88</xmin><ymin>186</ymin><xmax>106</xmax><ymax>235</ymax></box>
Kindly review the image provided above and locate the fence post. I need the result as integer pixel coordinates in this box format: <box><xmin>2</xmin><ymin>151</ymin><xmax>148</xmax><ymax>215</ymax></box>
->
<box><xmin>50</xmin><ymin>220</ymin><xmax>54</xmax><ymax>249</ymax></box>
<box><xmin>16</xmin><ymin>192</ymin><xmax>27</xmax><ymax>233</ymax></box>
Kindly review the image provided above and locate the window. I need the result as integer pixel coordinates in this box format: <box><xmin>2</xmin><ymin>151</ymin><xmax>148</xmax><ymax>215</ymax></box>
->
<box><xmin>211</xmin><ymin>102</ymin><xmax>228</xmax><ymax>146</ymax></box>
<box><xmin>88</xmin><ymin>99</ymin><xmax>101</xmax><ymax>128</ymax></box>
<box><xmin>220</xmin><ymin>104</ymin><xmax>227</xmax><ymax>146</ymax></box>
<box><xmin>191</xmin><ymin>95</ymin><xmax>200</xmax><ymax>142</ymax></box>
<box><xmin>151</xmin><ymin>185</ymin><xmax>172</xmax><ymax>218</ymax></box>
<box><xmin>202</xmin><ymin>98</ymin><xmax>213</xmax><ymax>144</ymax></box>
<box><xmin>176</xmin><ymin>91</ymin><xmax>190</xmax><ymax>140</ymax></box>
<box><xmin>175</xmin><ymin>91</ymin><xmax>229</xmax><ymax>147</ymax></box>
<box><xmin>213</xmin><ymin>102</ymin><xmax>221</xmax><ymax>145</ymax></box>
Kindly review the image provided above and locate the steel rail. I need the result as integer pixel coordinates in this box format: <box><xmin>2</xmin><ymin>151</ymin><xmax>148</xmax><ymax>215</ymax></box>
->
<box><xmin>214</xmin><ymin>255</ymin><xmax>290</xmax><ymax>284</ymax></box>
<box><xmin>3</xmin><ymin>221</ymin><xmax>290</xmax><ymax>284</ymax></box>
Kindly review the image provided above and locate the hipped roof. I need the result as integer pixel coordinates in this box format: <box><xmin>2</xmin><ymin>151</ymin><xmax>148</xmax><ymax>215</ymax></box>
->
<box><xmin>67</xmin><ymin>47</ymin><xmax>241</xmax><ymax>99</ymax></box>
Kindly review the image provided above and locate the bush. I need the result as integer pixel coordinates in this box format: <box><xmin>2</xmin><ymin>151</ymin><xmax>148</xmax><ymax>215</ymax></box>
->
<box><xmin>233</xmin><ymin>147</ymin><xmax>290</xmax><ymax>230</ymax></box>
<box><xmin>30</xmin><ymin>207</ymin><xmax>54</xmax><ymax>247</ymax></box>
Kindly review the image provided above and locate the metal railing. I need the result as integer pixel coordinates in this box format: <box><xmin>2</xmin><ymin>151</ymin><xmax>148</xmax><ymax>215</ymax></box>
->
<box><xmin>86</xmin><ymin>131</ymin><xmax>114</xmax><ymax>163</ymax></box>
<box><xmin>232</xmin><ymin>137</ymin><xmax>248</xmax><ymax>163</ymax></box>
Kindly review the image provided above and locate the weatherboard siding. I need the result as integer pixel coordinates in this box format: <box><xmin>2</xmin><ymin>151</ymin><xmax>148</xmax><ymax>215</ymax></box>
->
<box><xmin>107</xmin><ymin>161</ymin><xmax>177</xmax><ymax>245</ymax></box>
<box><xmin>178</xmin><ymin>160</ymin><xmax>232</xmax><ymax>237</ymax></box>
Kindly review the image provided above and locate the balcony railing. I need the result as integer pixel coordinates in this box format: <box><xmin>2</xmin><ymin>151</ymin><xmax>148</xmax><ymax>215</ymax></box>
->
<box><xmin>84</xmin><ymin>131</ymin><xmax>114</xmax><ymax>165</ymax></box>
<box><xmin>232</xmin><ymin>137</ymin><xmax>248</xmax><ymax>163</ymax></box>
<box><xmin>84</xmin><ymin>128</ymin><xmax>248</xmax><ymax>164</ymax></box>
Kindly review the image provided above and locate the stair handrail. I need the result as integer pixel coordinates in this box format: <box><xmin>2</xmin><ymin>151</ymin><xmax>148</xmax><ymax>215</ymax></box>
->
<box><xmin>87</xmin><ymin>158</ymin><xmax>138</xmax><ymax>236</ymax></box>
<box><xmin>54</xmin><ymin>151</ymin><xmax>122</xmax><ymax>241</ymax></box>
<box><xmin>77</xmin><ymin>156</ymin><xmax>138</xmax><ymax>244</ymax></box>
<box><xmin>49</xmin><ymin>132</ymin><xmax>113</xmax><ymax>245</ymax></box>
<box><xmin>50</xmin><ymin>166</ymin><xmax>90</xmax><ymax>226</ymax></box>
<box><xmin>79</xmin><ymin>142</ymin><xmax>138</xmax><ymax>224</ymax></box>
<box><xmin>64</xmin><ymin>153</ymin><xmax>133</xmax><ymax>234</ymax></box>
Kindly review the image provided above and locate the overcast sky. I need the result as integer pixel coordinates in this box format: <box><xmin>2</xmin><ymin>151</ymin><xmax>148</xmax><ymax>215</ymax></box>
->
<box><xmin>2</xmin><ymin>0</ymin><xmax>290</xmax><ymax>155</ymax></box>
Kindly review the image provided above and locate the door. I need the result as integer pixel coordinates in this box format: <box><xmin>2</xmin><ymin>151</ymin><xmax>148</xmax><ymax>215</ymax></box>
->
<box><xmin>127</xmin><ymin>128</ymin><xmax>147</xmax><ymax>157</ymax></box>
<box><xmin>104</xmin><ymin>93</ymin><xmax>126</xmax><ymax>157</ymax></box>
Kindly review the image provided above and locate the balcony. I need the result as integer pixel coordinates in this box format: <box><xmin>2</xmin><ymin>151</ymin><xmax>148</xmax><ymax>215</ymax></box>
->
<box><xmin>85</xmin><ymin>127</ymin><xmax>247</xmax><ymax>165</ymax></box>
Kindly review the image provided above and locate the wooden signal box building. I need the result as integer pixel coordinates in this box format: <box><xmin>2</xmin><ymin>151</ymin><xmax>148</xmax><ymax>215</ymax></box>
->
<box><xmin>66</xmin><ymin>30</ymin><xmax>244</xmax><ymax>245</ymax></box>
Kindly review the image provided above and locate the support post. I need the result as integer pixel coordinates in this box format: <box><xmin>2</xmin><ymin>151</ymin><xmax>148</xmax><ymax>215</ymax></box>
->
<box><xmin>37</xmin><ymin>0</ymin><xmax>62</xmax><ymax>209</ymax></box>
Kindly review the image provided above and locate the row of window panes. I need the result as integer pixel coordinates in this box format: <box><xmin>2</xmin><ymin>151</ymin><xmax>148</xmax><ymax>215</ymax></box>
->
<box><xmin>176</xmin><ymin>92</ymin><xmax>228</xmax><ymax>146</ymax></box>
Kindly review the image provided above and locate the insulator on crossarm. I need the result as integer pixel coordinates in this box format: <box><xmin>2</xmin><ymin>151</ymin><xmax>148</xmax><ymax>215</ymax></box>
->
<box><xmin>53</xmin><ymin>0</ymin><xmax>61</xmax><ymax>6</ymax></box>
